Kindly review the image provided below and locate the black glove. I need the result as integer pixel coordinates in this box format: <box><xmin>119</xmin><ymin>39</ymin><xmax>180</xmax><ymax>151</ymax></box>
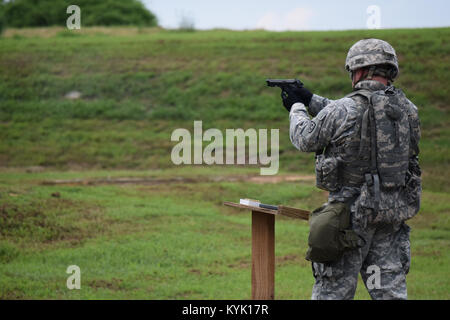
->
<box><xmin>281</xmin><ymin>83</ymin><xmax>313</xmax><ymax>112</ymax></box>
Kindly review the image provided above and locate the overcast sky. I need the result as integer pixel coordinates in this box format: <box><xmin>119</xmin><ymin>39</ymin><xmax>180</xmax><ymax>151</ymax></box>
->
<box><xmin>143</xmin><ymin>0</ymin><xmax>449</xmax><ymax>31</ymax></box>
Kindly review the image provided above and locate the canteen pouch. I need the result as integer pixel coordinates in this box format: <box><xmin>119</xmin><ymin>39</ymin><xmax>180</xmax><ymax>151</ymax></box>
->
<box><xmin>306</xmin><ymin>202</ymin><xmax>363</xmax><ymax>263</ymax></box>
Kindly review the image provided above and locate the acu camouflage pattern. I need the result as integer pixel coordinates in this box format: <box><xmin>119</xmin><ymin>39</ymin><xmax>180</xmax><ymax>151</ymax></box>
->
<box><xmin>314</xmin><ymin>86</ymin><xmax>414</xmax><ymax>192</ymax></box>
<box><xmin>366</xmin><ymin>87</ymin><xmax>410</xmax><ymax>188</ymax></box>
<box><xmin>289</xmin><ymin>79</ymin><xmax>421</xmax><ymax>300</ymax></box>
<box><xmin>315</xmin><ymin>154</ymin><xmax>340</xmax><ymax>192</ymax></box>
<box><xmin>311</xmin><ymin>220</ymin><xmax>411</xmax><ymax>300</ymax></box>
<box><xmin>345</xmin><ymin>38</ymin><xmax>399</xmax><ymax>80</ymax></box>
<box><xmin>350</xmin><ymin>86</ymin><xmax>422</xmax><ymax>228</ymax></box>
<box><xmin>290</xmin><ymin>79</ymin><xmax>421</xmax><ymax>222</ymax></box>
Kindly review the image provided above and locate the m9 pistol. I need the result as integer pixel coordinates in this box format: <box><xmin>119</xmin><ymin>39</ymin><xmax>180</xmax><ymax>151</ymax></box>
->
<box><xmin>266</xmin><ymin>79</ymin><xmax>304</xmax><ymax>90</ymax></box>
<box><xmin>266</xmin><ymin>78</ymin><xmax>313</xmax><ymax>112</ymax></box>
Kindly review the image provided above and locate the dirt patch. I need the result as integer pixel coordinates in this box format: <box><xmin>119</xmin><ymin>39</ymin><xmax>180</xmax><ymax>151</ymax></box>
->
<box><xmin>276</xmin><ymin>254</ymin><xmax>309</xmax><ymax>267</ymax></box>
<box><xmin>88</xmin><ymin>278</ymin><xmax>124</xmax><ymax>291</ymax></box>
<box><xmin>226</xmin><ymin>253</ymin><xmax>308</xmax><ymax>270</ymax></box>
<box><xmin>0</xmin><ymin>289</ymin><xmax>27</xmax><ymax>300</ymax></box>
<box><xmin>248</xmin><ymin>175</ymin><xmax>315</xmax><ymax>184</ymax></box>
<box><xmin>188</xmin><ymin>268</ymin><xmax>202</xmax><ymax>275</ymax></box>
<box><xmin>0</xmin><ymin>198</ymin><xmax>107</xmax><ymax>245</ymax></box>
<box><xmin>41</xmin><ymin>174</ymin><xmax>315</xmax><ymax>186</ymax></box>
<box><xmin>276</xmin><ymin>254</ymin><xmax>299</xmax><ymax>265</ymax></box>
<box><xmin>188</xmin><ymin>268</ymin><xmax>226</xmax><ymax>277</ymax></box>
<box><xmin>206</xmin><ymin>270</ymin><xmax>226</xmax><ymax>276</ymax></box>
<box><xmin>413</xmin><ymin>248</ymin><xmax>443</xmax><ymax>257</ymax></box>
<box><xmin>227</xmin><ymin>259</ymin><xmax>250</xmax><ymax>270</ymax></box>
<box><xmin>170</xmin><ymin>290</ymin><xmax>201</xmax><ymax>299</ymax></box>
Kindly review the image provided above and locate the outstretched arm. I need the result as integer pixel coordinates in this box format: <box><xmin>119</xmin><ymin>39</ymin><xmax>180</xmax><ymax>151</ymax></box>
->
<box><xmin>406</xmin><ymin>101</ymin><xmax>421</xmax><ymax>214</ymax></box>
<box><xmin>289</xmin><ymin>102</ymin><xmax>337</xmax><ymax>153</ymax></box>
<box><xmin>308</xmin><ymin>94</ymin><xmax>335</xmax><ymax>117</ymax></box>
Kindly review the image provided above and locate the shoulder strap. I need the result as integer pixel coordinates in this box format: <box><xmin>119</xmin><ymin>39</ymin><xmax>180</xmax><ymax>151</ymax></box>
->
<box><xmin>367</xmin><ymin>101</ymin><xmax>381</xmax><ymax>211</ymax></box>
<box><xmin>345</xmin><ymin>89</ymin><xmax>373</xmax><ymax>101</ymax></box>
<box><xmin>347</xmin><ymin>89</ymin><xmax>381</xmax><ymax>211</ymax></box>
<box><xmin>345</xmin><ymin>89</ymin><xmax>372</xmax><ymax>159</ymax></box>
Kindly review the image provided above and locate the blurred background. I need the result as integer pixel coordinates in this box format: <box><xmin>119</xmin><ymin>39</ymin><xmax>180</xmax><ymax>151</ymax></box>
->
<box><xmin>0</xmin><ymin>0</ymin><xmax>448</xmax><ymax>300</ymax></box>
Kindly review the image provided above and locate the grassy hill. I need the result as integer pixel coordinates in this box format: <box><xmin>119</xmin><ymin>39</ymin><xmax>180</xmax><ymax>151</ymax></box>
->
<box><xmin>0</xmin><ymin>27</ymin><xmax>449</xmax><ymax>190</ymax></box>
<box><xmin>0</xmin><ymin>27</ymin><xmax>449</xmax><ymax>300</ymax></box>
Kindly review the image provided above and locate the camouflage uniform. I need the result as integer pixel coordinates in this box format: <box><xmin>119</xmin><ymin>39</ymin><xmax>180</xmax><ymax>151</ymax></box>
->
<box><xmin>289</xmin><ymin>56</ymin><xmax>421</xmax><ymax>298</ymax></box>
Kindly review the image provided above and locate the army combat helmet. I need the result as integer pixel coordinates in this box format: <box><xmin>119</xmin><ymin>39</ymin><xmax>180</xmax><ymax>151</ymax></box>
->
<box><xmin>345</xmin><ymin>38</ymin><xmax>399</xmax><ymax>81</ymax></box>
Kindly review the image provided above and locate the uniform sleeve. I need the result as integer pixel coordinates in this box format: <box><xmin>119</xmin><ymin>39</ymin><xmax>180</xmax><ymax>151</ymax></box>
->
<box><xmin>405</xmin><ymin>101</ymin><xmax>421</xmax><ymax>214</ymax></box>
<box><xmin>308</xmin><ymin>94</ymin><xmax>334</xmax><ymax>117</ymax></box>
<box><xmin>289</xmin><ymin>101</ymin><xmax>338</xmax><ymax>153</ymax></box>
<box><xmin>406</xmin><ymin>100</ymin><xmax>421</xmax><ymax>177</ymax></box>
<box><xmin>408</xmin><ymin>102</ymin><xmax>421</xmax><ymax>158</ymax></box>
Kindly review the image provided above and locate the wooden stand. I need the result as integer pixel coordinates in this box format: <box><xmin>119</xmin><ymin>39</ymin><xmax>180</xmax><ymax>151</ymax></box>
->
<box><xmin>223</xmin><ymin>201</ymin><xmax>309</xmax><ymax>300</ymax></box>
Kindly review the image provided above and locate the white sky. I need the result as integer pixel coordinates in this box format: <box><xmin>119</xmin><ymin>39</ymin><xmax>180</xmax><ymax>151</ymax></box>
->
<box><xmin>143</xmin><ymin>0</ymin><xmax>450</xmax><ymax>30</ymax></box>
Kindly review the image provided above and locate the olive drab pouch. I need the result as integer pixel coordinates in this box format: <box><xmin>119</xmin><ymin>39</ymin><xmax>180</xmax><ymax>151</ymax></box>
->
<box><xmin>342</xmin><ymin>86</ymin><xmax>418</xmax><ymax>219</ymax></box>
<box><xmin>355</xmin><ymin>168</ymin><xmax>422</xmax><ymax>227</ymax></box>
<box><xmin>306</xmin><ymin>202</ymin><xmax>364</xmax><ymax>263</ymax></box>
<box><xmin>315</xmin><ymin>154</ymin><xmax>341</xmax><ymax>192</ymax></box>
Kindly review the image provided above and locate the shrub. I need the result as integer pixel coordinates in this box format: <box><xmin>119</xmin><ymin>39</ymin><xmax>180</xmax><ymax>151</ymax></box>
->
<box><xmin>3</xmin><ymin>0</ymin><xmax>157</xmax><ymax>28</ymax></box>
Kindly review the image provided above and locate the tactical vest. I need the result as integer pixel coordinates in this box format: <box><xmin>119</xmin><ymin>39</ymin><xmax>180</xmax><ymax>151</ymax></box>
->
<box><xmin>330</xmin><ymin>86</ymin><xmax>411</xmax><ymax>201</ymax></box>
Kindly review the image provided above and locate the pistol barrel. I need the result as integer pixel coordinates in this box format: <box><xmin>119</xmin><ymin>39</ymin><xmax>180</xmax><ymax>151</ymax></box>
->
<box><xmin>266</xmin><ymin>79</ymin><xmax>301</xmax><ymax>87</ymax></box>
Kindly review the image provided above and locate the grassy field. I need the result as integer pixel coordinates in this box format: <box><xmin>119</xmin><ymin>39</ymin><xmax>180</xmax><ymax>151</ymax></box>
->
<box><xmin>0</xmin><ymin>27</ymin><xmax>449</xmax><ymax>299</ymax></box>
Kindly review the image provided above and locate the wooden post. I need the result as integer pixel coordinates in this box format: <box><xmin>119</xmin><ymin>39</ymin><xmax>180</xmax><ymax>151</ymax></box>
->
<box><xmin>223</xmin><ymin>201</ymin><xmax>309</xmax><ymax>300</ymax></box>
<box><xmin>251</xmin><ymin>210</ymin><xmax>275</xmax><ymax>300</ymax></box>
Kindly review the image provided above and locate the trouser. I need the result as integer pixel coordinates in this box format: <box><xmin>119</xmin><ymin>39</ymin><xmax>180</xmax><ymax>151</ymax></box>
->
<box><xmin>311</xmin><ymin>220</ymin><xmax>411</xmax><ymax>300</ymax></box>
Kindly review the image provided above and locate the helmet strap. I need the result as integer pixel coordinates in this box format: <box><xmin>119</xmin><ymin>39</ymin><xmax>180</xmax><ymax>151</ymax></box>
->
<box><xmin>367</xmin><ymin>66</ymin><xmax>376</xmax><ymax>80</ymax></box>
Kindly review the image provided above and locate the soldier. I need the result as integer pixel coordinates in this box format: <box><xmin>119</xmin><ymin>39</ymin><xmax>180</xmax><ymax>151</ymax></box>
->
<box><xmin>280</xmin><ymin>39</ymin><xmax>422</xmax><ymax>300</ymax></box>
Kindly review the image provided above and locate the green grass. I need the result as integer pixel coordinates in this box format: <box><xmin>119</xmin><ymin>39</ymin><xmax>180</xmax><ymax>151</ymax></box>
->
<box><xmin>0</xmin><ymin>27</ymin><xmax>449</xmax><ymax>299</ymax></box>
<box><xmin>0</xmin><ymin>168</ymin><xmax>448</xmax><ymax>299</ymax></box>
<box><xmin>0</xmin><ymin>27</ymin><xmax>449</xmax><ymax>191</ymax></box>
